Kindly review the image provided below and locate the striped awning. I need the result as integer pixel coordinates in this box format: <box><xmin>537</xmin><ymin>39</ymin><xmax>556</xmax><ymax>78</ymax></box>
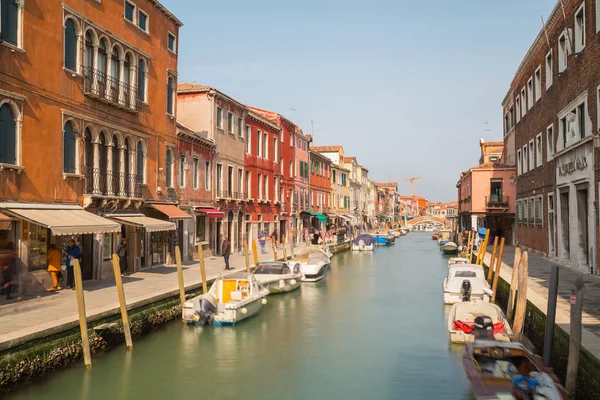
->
<box><xmin>3</xmin><ymin>209</ymin><xmax>120</xmax><ymax>236</ymax></box>
<box><xmin>109</xmin><ymin>215</ymin><xmax>176</xmax><ymax>232</ymax></box>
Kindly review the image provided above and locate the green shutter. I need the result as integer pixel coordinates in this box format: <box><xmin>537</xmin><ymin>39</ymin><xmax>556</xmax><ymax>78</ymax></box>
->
<box><xmin>63</xmin><ymin>122</ymin><xmax>76</xmax><ymax>173</ymax></box>
<box><xmin>64</xmin><ymin>19</ymin><xmax>77</xmax><ymax>71</ymax></box>
<box><xmin>0</xmin><ymin>104</ymin><xmax>16</xmax><ymax>164</ymax></box>
<box><xmin>1</xmin><ymin>0</ymin><xmax>18</xmax><ymax>45</ymax></box>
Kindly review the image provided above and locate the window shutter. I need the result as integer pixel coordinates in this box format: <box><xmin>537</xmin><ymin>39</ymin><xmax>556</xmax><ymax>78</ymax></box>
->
<box><xmin>1</xmin><ymin>0</ymin><xmax>18</xmax><ymax>45</ymax></box>
<box><xmin>0</xmin><ymin>105</ymin><xmax>16</xmax><ymax>164</ymax></box>
<box><xmin>64</xmin><ymin>19</ymin><xmax>77</xmax><ymax>71</ymax></box>
<box><xmin>63</xmin><ymin>122</ymin><xmax>76</xmax><ymax>173</ymax></box>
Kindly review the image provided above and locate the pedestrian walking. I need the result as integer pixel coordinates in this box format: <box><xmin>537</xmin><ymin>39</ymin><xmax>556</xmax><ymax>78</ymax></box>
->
<box><xmin>116</xmin><ymin>238</ymin><xmax>128</xmax><ymax>276</ymax></box>
<box><xmin>222</xmin><ymin>235</ymin><xmax>231</xmax><ymax>270</ymax></box>
<box><xmin>46</xmin><ymin>244</ymin><xmax>62</xmax><ymax>292</ymax></box>
<box><xmin>258</xmin><ymin>230</ymin><xmax>267</xmax><ymax>254</ymax></box>
<box><xmin>270</xmin><ymin>228</ymin><xmax>278</xmax><ymax>247</ymax></box>
<box><xmin>291</xmin><ymin>226</ymin><xmax>297</xmax><ymax>244</ymax></box>
<box><xmin>65</xmin><ymin>239</ymin><xmax>81</xmax><ymax>289</ymax></box>
<box><xmin>311</xmin><ymin>230</ymin><xmax>320</xmax><ymax>245</ymax></box>
<box><xmin>1</xmin><ymin>242</ymin><xmax>17</xmax><ymax>299</ymax></box>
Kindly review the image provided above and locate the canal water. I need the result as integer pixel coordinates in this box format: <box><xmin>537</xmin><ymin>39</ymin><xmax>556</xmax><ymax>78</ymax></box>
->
<box><xmin>8</xmin><ymin>232</ymin><xmax>470</xmax><ymax>400</ymax></box>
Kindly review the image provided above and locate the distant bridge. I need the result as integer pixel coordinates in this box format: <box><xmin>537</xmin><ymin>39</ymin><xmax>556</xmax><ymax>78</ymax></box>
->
<box><xmin>406</xmin><ymin>216</ymin><xmax>451</xmax><ymax>228</ymax></box>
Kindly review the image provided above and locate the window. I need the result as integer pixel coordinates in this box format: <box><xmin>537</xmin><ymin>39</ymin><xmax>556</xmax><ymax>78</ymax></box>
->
<box><xmin>205</xmin><ymin>161</ymin><xmax>211</xmax><ymax>190</ymax></box>
<box><xmin>274</xmin><ymin>137</ymin><xmax>278</xmax><ymax>161</ymax></box>
<box><xmin>546</xmin><ymin>125</ymin><xmax>554</xmax><ymax>161</ymax></box>
<box><xmin>0</xmin><ymin>103</ymin><xmax>17</xmax><ymax>165</ymax></box>
<box><xmin>578</xmin><ymin>102</ymin><xmax>586</xmax><ymax>139</ymax></box>
<box><xmin>263</xmin><ymin>133</ymin><xmax>268</xmax><ymax>160</ymax></box>
<box><xmin>528</xmin><ymin>198</ymin><xmax>534</xmax><ymax>224</ymax></box>
<box><xmin>179</xmin><ymin>156</ymin><xmax>185</xmax><ymax>187</ymax></box>
<box><xmin>245</xmin><ymin>125</ymin><xmax>251</xmax><ymax>154</ymax></box>
<box><xmin>64</xmin><ymin>18</ymin><xmax>78</xmax><ymax>72</ymax></box>
<box><xmin>227</xmin><ymin>112</ymin><xmax>234</xmax><ymax>134</ymax></box>
<box><xmin>237</xmin><ymin>118</ymin><xmax>243</xmax><ymax>137</ymax></box>
<box><xmin>257</xmin><ymin>129</ymin><xmax>262</xmax><ymax>157</ymax></box>
<box><xmin>258</xmin><ymin>174</ymin><xmax>262</xmax><ymax>200</ymax></box>
<box><xmin>136</xmin><ymin>141</ymin><xmax>145</xmax><ymax>184</ymax></box>
<box><xmin>289</xmin><ymin>161</ymin><xmax>293</xmax><ymax>176</ymax></box>
<box><xmin>536</xmin><ymin>133</ymin><xmax>542</xmax><ymax>168</ymax></box>
<box><xmin>137</xmin><ymin>59</ymin><xmax>147</xmax><ymax>102</ymax></box>
<box><xmin>527</xmin><ymin>78</ymin><xmax>533</xmax><ymax>110</ymax></box>
<box><xmin>216</xmin><ymin>163</ymin><xmax>223</xmax><ymax>194</ymax></box>
<box><xmin>264</xmin><ymin>175</ymin><xmax>268</xmax><ymax>200</ymax></box>
<box><xmin>138</xmin><ymin>9</ymin><xmax>148</xmax><ymax>32</ymax></box>
<box><xmin>237</xmin><ymin>168</ymin><xmax>243</xmax><ymax>197</ymax></box>
<box><xmin>521</xmin><ymin>87</ymin><xmax>527</xmax><ymax>116</ymax></box>
<box><xmin>1</xmin><ymin>0</ymin><xmax>19</xmax><ymax>46</ymax></box>
<box><xmin>167</xmin><ymin>32</ymin><xmax>176</xmax><ymax>52</ymax></box>
<box><xmin>522</xmin><ymin>145</ymin><xmax>528</xmax><ymax>173</ymax></box>
<box><xmin>575</xmin><ymin>4</ymin><xmax>585</xmax><ymax>52</ymax></box>
<box><xmin>227</xmin><ymin>166</ymin><xmax>233</xmax><ymax>194</ymax></box>
<box><xmin>534</xmin><ymin>67</ymin><xmax>541</xmax><ymax>101</ymax></box>
<box><xmin>561</xmin><ymin>116</ymin><xmax>567</xmax><ymax>148</ymax></box>
<box><xmin>166</xmin><ymin>76</ymin><xmax>175</xmax><ymax>115</ymax></box>
<box><xmin>63</xmin><ymin>121</ymin><xmax>76</xmax><ymax>173</ymax></box>
<box><xmin>216</xmin><ymin>107</ymin><xmax>223</xmax><ymax>129</ymax></box>
<box><xmin>535</xmin><ymin>196</ymin><xmax>543</xmax><ymax>226</ymax></box>
<box><xmin>528</xmin><ymin>140</ymin><xmax>534</xmax><ymax>170</ymax></box>
<box><xmin>193</xmin><ymin>158</ymin><xmax>199</xmax><ymax>189</ymax></box>
<box><xmin>196</xmin><ymin>216</ymin><xmax>206</xmax><ymax>242</ymax></box>
<box><xmin>516</xmin><ymin>96</ymin><xmax>521</xmax><ymax>123</ymax></box>
<box><xmin>558</xmin><ymin>31</ymin><xmax>569</xmax><ymax>72</ymax></box>
<box><xmin>124</xmin><ymin>1</ymin><xmax>136</xmax><ymax>23</ymax></box>
<box><xmin>245</xmin><ymin>171</ymin><xmax>251</xmax><ymax>198</ymax></box>
<box><xmin>546</xmin><ymin>50</ymin><xmax>553</xmax><ymax>89</ymax></box>
<box><xmin>165</xmin><ymin>149</ymin><xmax>173</xmax><ymax>188</ymax></box>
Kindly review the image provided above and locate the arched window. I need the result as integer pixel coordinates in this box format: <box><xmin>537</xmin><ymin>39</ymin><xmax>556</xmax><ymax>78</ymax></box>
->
<box><xmin>99</xmin><ymin>132</ymin><xmax>107</xmax><ymax>194</ymax></box>
<box><xmin>166</xmin><ymin>76</ymin><xmax>174</xmax><ymax>115</ymax></box>
<box><xmin>124</xmin><ymin>138</ymin><xmax>131</xmax><ymax>195</ymax></box>
<box><xmin>111</xmin><ymin>136</ymin><xmax>120</xmax><ymax>194</ymax></box>
<box><xmin>136</xmin><ymin>141</ymin><xmax>145</xmax><ymax>184</ymax></box>
<box><xmin>63</xmin><ymin>121</ymin><xmax>76</xmax><ymax>173</ymax></box>
<box><xmin>110</xmin><ymin>47</ymin><xmax>120</xmax><ymax>99</ymax></box>
<box><xmin>137</xmin><ymin>58</ymin><xmax>146</xmax><ymax>102</ymax></box>
<box><xmin>165</xmin><ymin>149</ymin><xmax>173</xmax><ymax>188</ymax></box>
<box><xmin>97</xmin><ymin>39</ymin><xmax>108</xmax><ymax>92</ymax></box>
<box><xmin>83</xmin><ymin>128</ymin><xmax>94</xmax><ymax>193</ymax></box>
<box><xmin>1</xmin><ymin>0</ymin><xmax>19</xmax><ymax>46</ymax></box>
<box><xmin>84</xmin><ymin>31</ymin><xmax>94</xmax><ymax>70</ymax></box>
<box><xmin>123</xmin><ymin>54</ymin><xmax>132</xmax><ymax>107</ymax></box>
<box><xmin>0</xmin><ymin>103</ymin><xmax>17</xmax><ymax>165</ymax></box>
<box><xmin>64</xmin><ymin>18</ymin><xmax>77</xmax><ymax>72</ymax></box>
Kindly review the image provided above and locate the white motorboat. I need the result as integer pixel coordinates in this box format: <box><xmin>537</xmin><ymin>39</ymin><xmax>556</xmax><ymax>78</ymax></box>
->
<box><xmin>289</xmin><ymin>247</ymin><xmax>331</xmax><ymax>282</ymax></box>
<box><xmin>443</xmin><ymin>264</ymin><xmax>493</xmax><ymax>304</ymax></box>
<box><xmin>352</xmin><ymin>234</ymin><xmax>374</xmax><ymax>251</ymax></box>
<box><xmin>448</xmin><ymin>257</ymin><xmax>470</xmax><ymax>267</ymax></box>
<box><xmin>447</xmin><ymin>300</ymin><xmax>513</xmax><ymax>343</ymax></box>
<box><xmin>253</xmin><ymin>261</ymin><xmax>302</xmax><ymax>294</ymax></box>
<box><xmin>183</xmin><ymin>272</ymin><xmax>269</xmax><ymax>326</ymax></box>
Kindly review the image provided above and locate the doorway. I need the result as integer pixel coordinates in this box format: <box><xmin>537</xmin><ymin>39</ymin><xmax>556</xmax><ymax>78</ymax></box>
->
<box><xmin>560</xmin><ymin>189</ymin><xmax>570</xmax><ymax>260</ymax></box>
<box><xmin>576</xmin><ymin>186</ymin><xmax>589</xmax><ymax>265</ymax></box>
<box><xmin>81</xmin><ymin>234</ymin><xmax>94</xmax><ymax>280</ymax></box>
<box><xmin>548</xmin><ymin>194</ymin><xmax>555</xmax><ymax>257</ymax></box>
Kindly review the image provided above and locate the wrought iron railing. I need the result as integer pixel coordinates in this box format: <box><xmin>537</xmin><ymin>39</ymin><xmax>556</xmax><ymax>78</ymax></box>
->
<box><xmin>83</xmin><ymin>66</ymin><xmax>141</xmax><ymax>112</ymax></box>
<box><xmin>84</xmin><ymin>167</ymin><xmax>142</xmax><ymax>198</ymax></box>
<box><xmin>485</xmin><ymin>195</ymin><xmax>509</xmax><ymax>209</ymax></box>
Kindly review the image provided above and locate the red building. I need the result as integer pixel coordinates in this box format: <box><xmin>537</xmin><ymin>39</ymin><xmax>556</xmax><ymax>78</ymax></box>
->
<box><xmin>244</xmin><ymin>110</ymin><xmax>282</xmax><ymax>240</ymax></box>
<box><xmin>309</xmin><ymin>150</ymin><xmax>332</xmax><ymax>229</ymax></box>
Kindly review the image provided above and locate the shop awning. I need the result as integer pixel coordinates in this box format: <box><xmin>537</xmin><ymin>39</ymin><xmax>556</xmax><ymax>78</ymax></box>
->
<box><xmin>109</xmin><ymin>215</ymin><xmax>176</xmax><ymax>232</ymax></box>
<box><xmin>196</xmin><ymin>207</ymin><xmax>224</xmax><ymax>219</ymax></box>
<box><xmin>301</xmin><ymin>210</ymin><xmax>327</xmax><ymax>223</ymax></box>
<box><xmin>339</xmin><ymin>214</ymin><xmax>352</xmax><ymax>221</ymax></box>
<box><xmin>150</xmin><ymin>204</ymin><xmax>192</xmax><ymax>220</ymax></box>
<box><xmin>3</xmin><ymin>209</ymin><xmax>120</xmax><ymax>236</ymax></box>
<box><xmin>0</xmin><ymin>212</ymin><xmax>12</xmax><ymax>231</ymax></box>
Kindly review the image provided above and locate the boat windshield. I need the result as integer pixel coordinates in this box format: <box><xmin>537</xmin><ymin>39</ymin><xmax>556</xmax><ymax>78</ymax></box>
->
<box><xmin>455</xmin><ymin>271</ymin><xmax>477</xmax><ymax>278</ymax></box>
<box><xmin>255</xmin><ymin>264</ymin><xmax>289</xmax><ymax>275</ymax></box>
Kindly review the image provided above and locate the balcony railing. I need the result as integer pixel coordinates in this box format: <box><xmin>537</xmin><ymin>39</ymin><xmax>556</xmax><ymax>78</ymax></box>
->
<box><xmin>486</xmin><ymin>195</ymin><xmax>509</xmax><ymax>209</ymax></box>
<box><xmin>83</xmin><ymin>67</ymin><xmax>142</xmax><ymax>112</ymax></box>
<box><xmin>84</xmin><ymin>167</ymin><xmax>142</xmax><ymax>198</ymax></box>
<box><xmin>217</xmin><ymin>190</ymin><xmax>230</xmax><ymax>199</ymax></box>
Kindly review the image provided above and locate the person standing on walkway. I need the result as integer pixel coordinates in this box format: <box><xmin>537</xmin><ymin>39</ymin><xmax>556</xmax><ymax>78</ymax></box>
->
<box><xmin>291</xmin><ymin>226</ymin><xmax>297</xmax><ymax>245</ymax></box>
<box><xmin>116</xmin><ymin>238</ymin><xmax>128</xmax><ymax>276</ymax></box>
<box><xmin>65</xmin><ymin>240</ymin><xmax>81</xmax><ymax>289</ymax></box>
<box><xmin>1</xmin><ymin>242</ymin><xmax>17</xmax><ymax>299</ymax></box>
<box><xmin>270</xmin><ymin>228</ymin><xmax>278</xmax><ymax>248</ymax></box>
<box><xmin>258</xmin><ymin>230</ymin><xmax>267</xmax><ymax>254</ymax></box>
<box><xmin>222</xmin><ymin>235</ymin><xmax>231</xmax><ymax>270</ymax></box>
<box><xmin>47</xmin><ymin>244</ymin><xmax>62</xmax><ymax>292</ymax></box>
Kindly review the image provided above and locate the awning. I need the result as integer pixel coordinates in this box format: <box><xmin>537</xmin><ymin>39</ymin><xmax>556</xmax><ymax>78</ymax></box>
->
<box><xmin>196</xmin><ymin>207</ymin><xmax>224</xmax><ymax>219</ymax></box>
<box><xmin>301</xmin><ymin>210</ymin><xmax>327</xmax><ymax>223</ymax></box>
<box><xmin>3</xmin><ymin>209</ymin><xmax>121</xmax><ymax>236</ymax></box>
<box><xmin>150</xmin><ymin>204</ymin><xmax>192</xmax><ymax>220</ymax></box>
<box><xmin>109</xmin><ymin>215</ymin><xmax>176</xmax><ymax>232</ymax></box>
<box><xmin>0</xmin><ymin>212</ymin><xmax>12</xmax><ymax>231</ymax></box>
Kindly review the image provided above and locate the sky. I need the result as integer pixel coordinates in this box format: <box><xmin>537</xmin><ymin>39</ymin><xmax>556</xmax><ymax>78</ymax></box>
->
<box><xmin>162</xmin><ymin>0</ymin><xmax>556</xmax><ymax>202</ymax></box>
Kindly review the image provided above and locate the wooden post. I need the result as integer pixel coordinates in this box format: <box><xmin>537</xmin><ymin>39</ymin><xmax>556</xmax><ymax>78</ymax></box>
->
<box><xmin>272</xmin><ymin>240</ymin><xmax>278</xmax><ymax>261</ymax></box>
<box><xmin>543</xmin><ymin>264</ymin><xmax>559</xmax><ymax>366</ymax></box>
<box><xmin>243</xmin><ymin>241</ymin><xmax>251</xmax><ymax>273</ymax></box>
<box><xmin>490</xmin><ymin>237</ymin><xmax>505</xmax><ymax>303</ymax></box>
<box><xmin>566</xmin><ymin>277</ymin><xmax>585</xmax><ymax>397</ymax></box>
<box><xmin>290</xmin><ymin>235</ymin><xmax>295</xmax><ymax>258</ymax></box>
<box><xmin>175</xmin><ymin>246</ymin><xmax>186</xmax><ymax>320</ymax></box>
<box><xmin>468</xmin><ymin>231</ymin><xmax>475</xmax><ymax>261</ymax></box>
<box><xmin>197</xmin><ymin>244</ymin><xmax>207</xmax><ymax>294</ymax></box>
<box><xmin>466</xmin><ymin>231</ymin><xmax>472</xmax><ymax>258</ymax></box>
<box><xmin>475</xmin><ymin>239</ymin><xmax>484</xmax><ymax>265</ymax></box>
<box><xmin>111</xmin><ymin>254</ymin><xmax>132</xmax><ymax>349</ymax></box>
<box><xmin>506</xmin><ymin>247</ymin><xmax>522</xmax><ymax>322</ymax></box>
<box><xmin>487</xmin><ymin>236</ymin><xmax>499</xmax><ymax>283</ymax></box>
<box><xmin>252</xmin><ymin>239</ymin><xmax>259</xmax><ymax>266</ymax></box>
<box><xmin>283</xmin><ymin>234</ymin><xmax>287</xmax><ymax>260</ymax></box>
<box><xmin>73</xmin><ymin>259</ymin><xmax>91</xmax><ymax>368</ymax></box>
<box><xmin>513</xmin><ymin>251</ymin><xmax>529</xmax><ymax>342</ymax></box>
<box><xmin>477</xmin><ymin>229</ymin><xmax>490</xmax><ymax>266</ymax></box>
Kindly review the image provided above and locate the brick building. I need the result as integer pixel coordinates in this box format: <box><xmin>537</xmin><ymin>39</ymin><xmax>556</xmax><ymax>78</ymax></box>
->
<box><xmin>309</xmin><ymin>150</ymin><xmax>332</xmax><ymax>230</ymax></box>
<box><xmin>294</xmin><ymin>129</ymin><xmax>312</xmax><ymax>237</ymax></box>
<box><xmin>502</xmin><ymin>0</ymin><xmax>600</xmax><ymax>272</ymax></box>
<box><xmin>0</xmin><ymin>0</ymin><xmax>182</xmax><ymax>279</ymax></box>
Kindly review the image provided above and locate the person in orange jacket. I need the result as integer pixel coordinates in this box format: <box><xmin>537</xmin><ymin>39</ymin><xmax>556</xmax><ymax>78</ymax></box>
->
<box><xmin>47</xmin><ymin>244</ymin><xmax>63</xmax><ymax>291</ymax></box>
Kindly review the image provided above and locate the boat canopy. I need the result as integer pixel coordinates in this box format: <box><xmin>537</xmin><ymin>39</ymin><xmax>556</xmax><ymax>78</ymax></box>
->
<box><xmin>255</xmin><ymin>262</ymin><xmax>291</xmax><ymax>275</ymax></box>
<box><xmin>353</xmin><ymin>234</ymin><xmax>374</xmax><ymax>246</ymax></box>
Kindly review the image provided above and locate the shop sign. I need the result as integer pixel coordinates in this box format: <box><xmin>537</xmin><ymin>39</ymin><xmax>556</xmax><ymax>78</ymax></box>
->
<box><xmin>558</xmin><ymin>156</ymin><xmax>587</xmax><ymax>176</ymax></box>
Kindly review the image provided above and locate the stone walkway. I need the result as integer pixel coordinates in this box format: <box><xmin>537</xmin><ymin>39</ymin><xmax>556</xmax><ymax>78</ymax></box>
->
<box><xmin>483</xmin><ymin>245</ymin><xmax>600</xmax><ymax>359</ymax></box>
<box><xmin>0</xmin><ymin>240</ymin><xmax>307</xmax><ymax>351</ymax></box>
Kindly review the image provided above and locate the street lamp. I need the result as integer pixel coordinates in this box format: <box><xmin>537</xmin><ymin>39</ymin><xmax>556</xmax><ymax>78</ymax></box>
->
<box><xmin>509</xmin><ymin>175</ymin><xmax>516</xmax><ymax>185</ymax></box>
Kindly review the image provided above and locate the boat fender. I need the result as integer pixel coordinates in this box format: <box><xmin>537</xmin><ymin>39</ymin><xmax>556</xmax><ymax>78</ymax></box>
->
<box><xmin>279</xmin><ymin>279</ymin><xmax>286</xmax><ymax>289</ymax></box>
<box><xmin>261</xmin><ymin>298</ymin><xmax>267</xmax><ymax>305</ymax></box>
<box><xmin>241</xmin><ymin>307</ymin><xmax>248</xmax><ymax>315</ymax></box>
<box><xmin>290</xmin><ymin>279</ymin><xmax>297</xmax><ymax>286</ymax></box>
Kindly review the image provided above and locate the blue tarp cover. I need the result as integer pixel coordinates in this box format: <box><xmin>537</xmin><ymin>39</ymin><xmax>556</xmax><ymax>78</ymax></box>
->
<box><xmin>354</xmin><ymin>234</ymin><xmax>374</xmax><ymax>246</ymax></box>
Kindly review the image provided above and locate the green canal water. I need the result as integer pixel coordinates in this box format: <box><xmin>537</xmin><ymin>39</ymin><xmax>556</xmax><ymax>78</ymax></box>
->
<box><xmin>9</xmin><ymin>233</ymin><xmax>471</xmax><ymax>400</ymax></box>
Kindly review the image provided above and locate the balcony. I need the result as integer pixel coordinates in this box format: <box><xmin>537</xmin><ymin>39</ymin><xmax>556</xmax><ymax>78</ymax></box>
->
<box><xmin>217</xmin><ymin>190</ymin><xmax>230</xmax><ymax>200</ymax></box>
<box><xmin>83</xmin><ymin>67</ymin><xmax>142</xmax><ymax>113</ymax></box>
<box><xmin>84</xmin><ymin>167</ymin><xmax>142</xmax><ymax>198</ymax></box>
<box><xmin>486</xmin><ymin>195</ymin><xmax>509</xmax><ymax>210</ymax></box>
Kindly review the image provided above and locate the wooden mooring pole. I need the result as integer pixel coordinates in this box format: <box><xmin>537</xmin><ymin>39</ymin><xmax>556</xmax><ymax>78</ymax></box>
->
<box><xmin>73</xmin><ymin>259</ymin><xmax>92</xmax><ymax>368</ymax></box>
<box><xmin>197</xmin><ymin>244</ymin><xmax>208</xmax><ymax>294</ymax></box>
<box><xmin>477</xmin><ymin>229</ymin><xmax>490</xmax><ymax>266</ymax></box>
<box><xmin>272</xmin><ymin>240</ymin><xmax>278</xmax><ymax>261</ymax></box>
<box><xmin>283</xmin><ymin>234</ymin><xmax>288</xmax><ymax>260</ymax></box>
<box><xmin>490</xmin><ymin>237</ymin><xmax>505</xmax><ymax>304</ymax></box>
<box><xmin>513</xmin><ymin>251</ymin><xmax>529</xmax><ymax>342</ymax></box>
<box><xmin>243</xmin><ymin>241</ymin><xmax>251</xmax><ymax>273</ymax></box>
<box><xmin>487</xmin><ymin>236</ymin><xmax>499</xmax><ymax>283</ymax></box>
<box><xmin>566</xmin><ymin>277</ymin><xmax>585</xmax><ymax>397</ymax></box>
<box><xmin>506</xmin><ymin>247</ymin><xmax>522</xmax><ymax>322</ymax></box>
<box><xmin>252</xmin><ymin>239</ymin><xmax>259</xmax><ymax>266</ymax></box>
<box><xmin>111</xmin><ymin>255</ymin><xmax>132</xmax><ymax>349</ymax></box>
<box><xmin>175</xmin><ymin>246</ymin><xmax>186</xmax><ymax>320</ymax></box>
<box><xmin>543</xmin><ymin>264</ymin><xmax>559</xmax><ymax>366</ymax></box>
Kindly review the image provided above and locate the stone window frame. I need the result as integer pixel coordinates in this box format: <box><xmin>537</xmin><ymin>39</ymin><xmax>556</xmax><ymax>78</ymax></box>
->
<box><xmin>558</xmin><ymin>29</ymin><xmax>570</xmax><ymax>73</ymax></box>
<box><xmin>528</xmin><ymin>139</ymin><xmax>535</xmax><ymax>171</ymax></box>
<box><xmin>0</xmin><ymin>0</ymin><xmax>25</xmax><ymax>51</ymax></box>
<box><xmin>546</xmin><ymin>123</ymin><xmax>554</xmax><ymax>162</ymax></box>
<box><xmin>516</xmin><ymin>95</ymin><xmax>521</xmax><ymax>123</ymax></box>
<box><xmin>574</xmin><ymin>2</ymin><xmax>585</xmax><ymax>53</ymax></box>
<box><xmin>527</xmin><ymin>77</ymin><xmax>534</xmax><ymax>110</ymax></box>
<box><xmin>545</xmin><ymin>50</ymin><xmax>553</xmax><ymax>89</ymax></box>
<box><xmin>534</xmin><ymin>66</ymin><xmax>542</xmax><ymax>102</ymax></box>
<box><xmin>0</xmin><ymin>90</ymin><xmax>25</xmax><ymax>170</ymax></box>
<box><xmin>536</xmin><ymin>132</ymin><xmax>543</xmax><ymax>168</ymax></box>
<box><xmin>521</xmin><ymin>87</ymin><xmax>527</xmax><ymax>117</ymax></box>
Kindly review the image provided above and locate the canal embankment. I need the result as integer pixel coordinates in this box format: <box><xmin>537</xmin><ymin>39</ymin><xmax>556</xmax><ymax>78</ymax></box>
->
<box><xmin>482</xmin><ymin>247</ymin><xmax>600</xmax><ymax>400</ymax></box>
<box><xmin>0</xmin><ymin>241</ymin><xmax>352</xmax><ymax>393</ymax></box>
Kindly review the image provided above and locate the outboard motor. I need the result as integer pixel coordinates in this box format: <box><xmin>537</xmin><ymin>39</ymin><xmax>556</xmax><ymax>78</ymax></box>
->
<box><xmin>461</xmin><ymin>279</ymin><xmax>472</xmax><ymax>302</ymax></box>
<box><xmin>195</xmin><ymin>296</ymin><xmax>217</xmax><ymax>326</ymax></box>
<box><xmin>473</xmin><ymin>315</ymin><xmax>495</xmax><ymax>340</ymax></box>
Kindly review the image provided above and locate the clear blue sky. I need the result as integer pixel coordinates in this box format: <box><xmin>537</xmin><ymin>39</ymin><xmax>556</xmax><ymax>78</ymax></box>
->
<box><xmin>162</xmin><ymin>0</ymin><xmax>555</xmax><ymax>202</ymax></box>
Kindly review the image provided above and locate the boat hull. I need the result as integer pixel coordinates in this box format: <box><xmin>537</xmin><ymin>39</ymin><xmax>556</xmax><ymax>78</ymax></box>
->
<box><xmin>264</xmin><ymin>277</ymin><xmax>301</xmax><ymax>293</ymax></box>
<box><xmin>352</xmin><ymin>244</ymin><xmax>374</xmax><ymax>251</ymax></box>
<box><xmin>443</xmin><ymin>292</ymin><xmax>490</xmax><ymax>304</ymax></box>
<box><xmin>213</xmin><ymin>298</ymin><xmax>265</xmax><ymax>326</ymax></box>
<box><xmin>301</xmin><ymin>263</ymin><xmax>330</xmax><ymax>282</ymax></box>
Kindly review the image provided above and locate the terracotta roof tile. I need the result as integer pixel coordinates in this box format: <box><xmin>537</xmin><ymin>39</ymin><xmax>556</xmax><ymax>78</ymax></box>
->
<box><xmin>177</xmin><ymin>83</ymin><xmax>213</xmax><ymax>93</ymax></box>
<box><xmin>343</xmin><ymin>156</ymin><xmax>356</xmax><ymax>163</ymax></box>
<box><xmin>311</xmin><ymin>145</ymin><xmax>342</xmax><ymax>152</ymax></box>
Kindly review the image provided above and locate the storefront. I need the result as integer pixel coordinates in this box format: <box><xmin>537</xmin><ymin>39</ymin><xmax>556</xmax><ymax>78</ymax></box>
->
<box><xmin>142</xmin><ymin>204</ymin><xmax>193</xmax><ymax>263</ymax></box>
<box><xmin>194</xmin><ymin>206</ymin><xmax>224</xmax><ymax>257</ymax></box>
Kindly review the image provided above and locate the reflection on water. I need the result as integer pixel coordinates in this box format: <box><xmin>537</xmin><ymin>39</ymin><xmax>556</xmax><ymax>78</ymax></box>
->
<box><xmin>7</xmin><ymin>233</ymin><xmax>470</xmax><ymax>400</ymax></box>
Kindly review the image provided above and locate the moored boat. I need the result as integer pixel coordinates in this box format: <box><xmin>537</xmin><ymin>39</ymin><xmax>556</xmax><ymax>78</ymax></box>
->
<box><xmin>253</xmin><ymin>261</ymin><xmax>303</xmax><ymax>294</ymax></box>
<box><xmin>443</xmin><ymin>264</ymin><xmax>492</xmax><ymax>304</ymax></box>
<box><xmin>183</xmin><ymin>272</ymin><xmax>269</xmax><ymax>326</ymax></box>
<box><xmin>441</xmin><ymin>241</ymin><xmax>458</xmax><ymax>255</ymax></box>
<box><xmin>374</xmin><ymin>234</ymin><xmax>394</xmax><ymax>246</ymax></box>
<box><xmin>448</xmin><ymin>300</ymin><xmax>512</xmax><ymax>343</ymax></box>
<box><xmin>352</xmin><ymin>234</ymin><xmax>375</xmax><ymax>251</ymax></box>
<box><xmin>432</xmin><ymin>233</ymin><xmax>439</xmax><ymax>240</ymax></box>
<box><xmin>448</xmin><ymin>257</ymin><xmax>470</xmax><ymax>267</ymax></box>
<box><xmin>288</xmin><ymin>247</ymin><xmax>331</xmax><ymax>282</ymax></box>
